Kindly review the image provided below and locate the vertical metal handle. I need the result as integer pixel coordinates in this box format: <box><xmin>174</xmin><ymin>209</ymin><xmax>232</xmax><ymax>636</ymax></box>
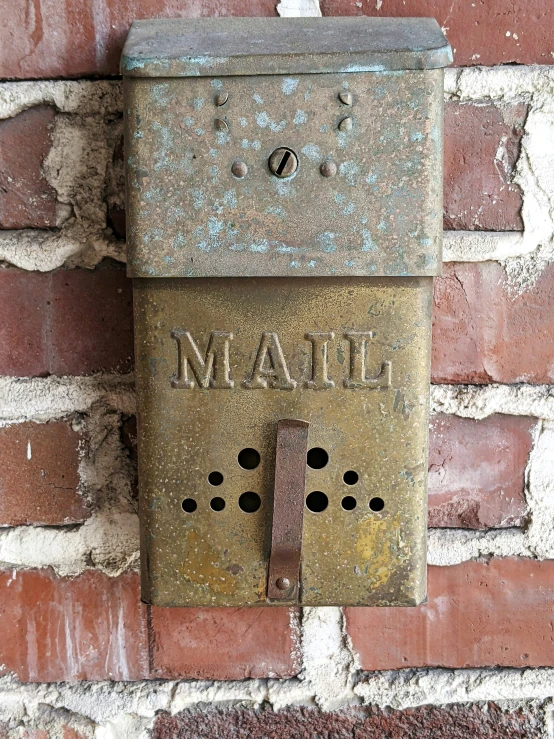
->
<box><xmin>266</xmin><ymin>418</ymin><xmax>309</xmax><ymax>603</ymax></box>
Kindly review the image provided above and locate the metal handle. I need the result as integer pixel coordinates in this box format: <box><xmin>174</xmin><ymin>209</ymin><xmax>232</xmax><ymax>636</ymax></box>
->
<box><xmin>266</xmin><ymin>418</ymin><xmax>309</xmax><ymax>602</ymax></box>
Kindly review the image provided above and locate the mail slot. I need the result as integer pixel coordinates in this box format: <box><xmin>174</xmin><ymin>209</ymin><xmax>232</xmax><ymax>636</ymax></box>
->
<box><xmin>122</xmin><ymin>17</ymin><xmax>452</xmax><ymax>607</ymax></box>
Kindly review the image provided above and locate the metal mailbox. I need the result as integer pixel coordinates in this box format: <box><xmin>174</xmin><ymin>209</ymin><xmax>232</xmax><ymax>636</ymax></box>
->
<box><xmin>122</xmin><ymin>17</ymin><xmax>452</xmax><ymax>607</ymax></box>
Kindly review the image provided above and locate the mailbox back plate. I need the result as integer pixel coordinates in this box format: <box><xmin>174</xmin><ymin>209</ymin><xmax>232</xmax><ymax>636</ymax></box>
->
<box><xmin>135</xmin><ymin>276</ymin><xmax>430</xmax><ymax>607</ymax></box>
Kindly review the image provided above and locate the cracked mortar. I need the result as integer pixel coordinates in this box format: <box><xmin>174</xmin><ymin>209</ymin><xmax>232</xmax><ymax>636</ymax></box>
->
<box><xmin>445</xmin><ymin>66</ymin><xmax>554</xmax><ymax>290</ymax></box>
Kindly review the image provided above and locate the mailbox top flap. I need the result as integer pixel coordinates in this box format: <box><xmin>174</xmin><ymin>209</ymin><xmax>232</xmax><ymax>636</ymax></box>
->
<box><xmin>121</xmin><ymin>17</ymin><xmax>452</xmax><ymax>78</ymax></box>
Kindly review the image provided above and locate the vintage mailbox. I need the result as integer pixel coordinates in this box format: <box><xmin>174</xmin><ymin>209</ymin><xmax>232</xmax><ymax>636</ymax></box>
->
<box><xmin>122</xmin><ymin>17</ymin><xmax>452</xmax><ymax>607</ymax></box>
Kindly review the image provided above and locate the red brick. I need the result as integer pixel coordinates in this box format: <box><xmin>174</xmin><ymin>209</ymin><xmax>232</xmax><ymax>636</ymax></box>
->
<box><xmin>320</xmin><ymin>0</ymin><xmax>553</xmax><ymax>67</ymax></box>
<box><xmin>0</xmin><ymin>569</ymin><xmax>148</xmax><ymax>681</ymax></box>
<box><xmin>444</xmin><ymin>102</ymin><xmax>525</xmax><ymax>231</ymax></box>
<box><xmin>346</xmin><ymin>558</ymin><xmax>554</xmax><ymax>670</ymax></box>
<box><xmin>0</xmin><ymin>263</ymin><xmax>133</xmax><ymax>377</ymax></box>
<box><xmin>432</xmin><ymin>261</ymin><xmax>554</xmax><ymax>384</ymax></box>
<box><xmin>0</xmin><ymin>0</ymin><xmax>277</xmax><ymax>79</ymax></box>
<box><xmin>150</xmin><ymin>606</ymin><xmax>299</xmax><ymax>680</ymax></box>
<box><xmin>0</xmin><ymin>106</ymin><xmax>57</xmax><ymax>229</ymax></box>
<box><xmin>428</xmin><ymin>415</ymin><xmax>533</xmax><ymax>529</ymax></box>
<box><xmin>153</xmin><ymin>704</ymin><xmax>543</xmax><ymax>739</ymax></box>
<box><xmin>0</xmin><ymin>422</ymin><xmax>90</xmax><ymax>527</ymax></box>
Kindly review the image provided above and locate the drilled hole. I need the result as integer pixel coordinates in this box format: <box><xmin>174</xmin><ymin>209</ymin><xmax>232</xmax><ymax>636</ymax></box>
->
<box><xmin>306</xmin><ymin>491</ymin><xmax>328</xmax><ymax>513</ymax></box>
<box><xmin>307</xmin><ymin>447</ymin><xmax>328</xmax><ymax>469</ymax></box>
<box><xmin>238</xmin><ymin>448</ymin><xmax>260</xmax><ymax>470</ymax></box>
<box><xmin>343</xmin><ymin>470</ymin><xmax>359</xmax><ymax>485</ymax></box>
<box><xmin>341</xmin><ymin>495</ymin><xmax>357</xmax><ymax>511</ymax></box>
<box><xmin>208</xmin><ymin>471</ymin><xmax>224</xmax><ymax>486</ymax></box>
<box><xmin>239</xmin><ymin>491</ymin><xmax>261</xmax><ymax>513</ymax></box>
<box><xmin>210</xmin><ymin>497</ymin><xmax>225</xmax><ymax>512</ymax></box>
<box><xmin>182</xmin><ymin>498</ymin><xmax>197</xmax><ymax>513</ymax></box>
<box><xmin>369</xmin><ymin>497</ymin><xmax>385</xmax><ymax>512</ymax></box>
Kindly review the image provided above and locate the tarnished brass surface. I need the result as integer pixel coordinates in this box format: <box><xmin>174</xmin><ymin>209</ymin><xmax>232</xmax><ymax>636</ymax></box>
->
<box><xmin>125</xmin><ymin>69</ymin><xmax>444</xmax><ymax>278</ymax></box>
<box><xmin>135</xmin><ymin>277</ymin><xmax>431</xmax><ymax>607</ymax></box>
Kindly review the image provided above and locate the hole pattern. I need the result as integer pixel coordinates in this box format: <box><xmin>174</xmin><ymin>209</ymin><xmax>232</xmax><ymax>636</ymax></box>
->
<box><xmin>238</xmin><ymin>448</ymin><xmax>261</xmax><ymax>470</ymax></box>
<box><xmin>306</xmin><ymin>491</ymin><xmax>328</xmax><ymax>513</ymax></box>
<box><xmin>341</xmin><ymin>495</ymin><xmax>357</xmax><ymax>511</ymax></box>
<box><xmin>307</xmin><ymin>447</ymin><xmax>329</xmax><ymax>469</ymax></box>
<box><xmin>343</xmin><ymin>470</ymin><xmax>359</xmax><ymax>485</ymax></box>
<box><xmin>208</xmin><ymin>471</ymin><xmax>223</xmax><ymax>486</ymax></box>
<box><xmin>239</xmin><ymin>491</ymin><xmax>261</xmax><ymax>513</ymax></box>
<box><xmin>182</xmin><ymin>498</ymin><xmax>197</xmax><ymax>513</ymax></box>
<box><xmin>210</xmin><ymin>497</ymin><xmax>225</xmax><ymax>512</ymax></box>
<box><xmin>369</xmin><ymin>497</ymin><xmax>385</xmax><ymax>512</ymax></box>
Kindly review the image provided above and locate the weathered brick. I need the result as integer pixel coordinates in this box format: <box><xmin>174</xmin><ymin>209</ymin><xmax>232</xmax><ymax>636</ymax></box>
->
<box><xmin>0</xmin><ymin>422</ymin><xmax>90</xmax><ymax>527</ymax></box>
<box><xmin>150</xmin><ymin>606</ymin><xmax>299</xmax><ymax>680</ymax></box>
<box><xmin>0</xmin><ymin>106</ymin><xmax>57</xmax><ymax>229</ymax></box>
<box><xmin>0</xmin><ymin>263</ymin><xmax>133</xmax><ymax>377</ymax></box>
<box><xmin>0</xmin><ymin>569</ymin><xmax>148</xmax><ymax>682</ymax></box>
<box><xmin>153</xmin><ymin>704</ymin><xmax>543</xmax><ymax>739</ymax></box>
<box><xmin>444</xmin><ymin>102</ymin><xmax>526</xmax><ymax>231</ymax></box>
<box><xmin>320</xmin><ymin>0</ymin><xmax>553</xmax><ymax>67</ymax></box>
<box><xmin>428</xmin><ymin>415</ymin><xmax>533</xmax><ymax>529</ymax></box>
<box><xmin>1</xmin><ymin>1</ymin><xmax>278</xmax><ymax>79</ymax></box>
<box><xmin>346</xmin><ymin>558</ymin><xmax>554</xmax><ymax>670</ymax></box>
<box><xmin>432</xmin><ymin>262</ymin><xmax>554</xmax><ymax>384</ymax></box>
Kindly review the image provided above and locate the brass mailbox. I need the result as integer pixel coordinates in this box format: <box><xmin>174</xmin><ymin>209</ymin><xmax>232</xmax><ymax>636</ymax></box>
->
<box><xmin>122</xmin><ymin>17</ymin><xmax>452</xmax><ymax>607</ymax></box>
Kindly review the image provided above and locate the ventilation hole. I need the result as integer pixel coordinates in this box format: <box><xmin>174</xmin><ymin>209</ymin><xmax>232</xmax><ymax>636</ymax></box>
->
<box><xmin>343</xmin><ymin>470</ymin><xmax>359</xmax><ymax>485</ymax></box>
<box><xmin>182</xmin><ymin>498</ymin><xmax>197</xmax><ymax>513</ymax></box>
<box><xmin>210</xmin><ymin>497</ymin><xmax>225</xmax><ymax>512</ymax></box>
<box><xmin>369</xmin><ymin>497</ymin><xmax>385</xmax><ymax>512</ymax></box>
<box><xmin>306</xmin><ymin>491</ymin><xmax>328</xmax><ymax>513</ymax></box>
<box><xmin>238</xmin><ymin>448</ymin><xmax>260</xmax><ymax>470</ymax></box>
<box><xmin>208</xmin><ymin>471</ymin><xmax>224</xmax><ymax>486</ymax></box>
<box><xmin>239</xmin><ymin>491</ymin><xmax>261</xmax><ymax>513</ymax></box>
<box><xmin>341</xmin><ymin>495</ymin><xmax>357</xmax><ymax>511</ymax></box>
<box><xmin>307</xmin><ymin>447</ymin><xmax>329</xmax><ymax>469</ymax></box>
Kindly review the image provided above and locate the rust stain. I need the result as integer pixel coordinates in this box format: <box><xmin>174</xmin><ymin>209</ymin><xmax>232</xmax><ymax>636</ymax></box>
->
<box><xmin>180</xmin><ymin>530</ymin><xmax>237</xmax><ymax>595</ymax></box>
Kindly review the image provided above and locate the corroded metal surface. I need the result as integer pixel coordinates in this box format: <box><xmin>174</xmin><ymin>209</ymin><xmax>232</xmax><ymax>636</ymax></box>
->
<box><xmin>121</xmin><ymin>17</ymin><xmax>453</xmax><ymax>77</ymax></box>
<box><xmin>134</xmin><ymin>277</ymin><xmax>431</xmax><ymax>607</ymax></box>
<box><xmin>125</xmin><ymin>70</ymin><xmax>444</xmax><ymax>278</ymax></box>
<box><xmin>267</xmin><ymin>419</ymin><xmax>309</xmax><ymax>603</ymax></box>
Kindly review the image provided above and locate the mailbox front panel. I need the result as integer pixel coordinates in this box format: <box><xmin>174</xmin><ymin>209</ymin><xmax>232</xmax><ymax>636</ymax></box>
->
<box><xmin>125</xmin><ymin>70</ymin><xmax>443</xmax><ymax>278</ymax></box>
<box><xmin>135</xmin><ymin>277</ymin><xmax>431</xmax><ymax>607</ymax></box>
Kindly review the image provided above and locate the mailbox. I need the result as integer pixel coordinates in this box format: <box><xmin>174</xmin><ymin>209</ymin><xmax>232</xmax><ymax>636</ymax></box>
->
<box><xmin>122</xmin><ymin>17</ymin><xmax>452</xmax><ymax>607</ymax></box>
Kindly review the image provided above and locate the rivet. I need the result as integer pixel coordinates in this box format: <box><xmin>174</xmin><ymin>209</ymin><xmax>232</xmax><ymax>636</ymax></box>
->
<box><xmin>268</xmin><ymin>147</ymin><xmax>298</xmax><ymax>178</ymax></box>
<box><xmin>275</xmin><ymin>577</ymin><xmax>291</xmax><ymax>591</ymax></box>
<box><xmin>231</xmin><ymin>160</ymin><xmax>248</xmax><ymax>178</ymax></box>
<box><xmin>214</xmin><ymin>118</ymin><xmax>229</xmax><ymax>132</ymax></box>
<box><xmin>215</xmin><ymin>91</ymin><xmax>229</xmax><ymax>106</ymax></box>
<box><xmin>338</xmin><ymin>117</ymin><xmax>353</xmax><ymax>132</ymax></box>
<box><xmin>339</xmin><ymin>91</ymin><xmax>353</xmax><ymax>105</ymax></box>
<box><xmin>320</xmin><ymin>161</ymin><xmax>337</xmax><ymax>178</ymax></box>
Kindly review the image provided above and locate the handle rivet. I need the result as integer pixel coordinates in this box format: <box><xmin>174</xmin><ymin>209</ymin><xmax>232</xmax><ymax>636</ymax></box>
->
<box><xmin>276</xmin><ymin>577</ymin><xmax>291</xmax><ymax>591</ymax></box>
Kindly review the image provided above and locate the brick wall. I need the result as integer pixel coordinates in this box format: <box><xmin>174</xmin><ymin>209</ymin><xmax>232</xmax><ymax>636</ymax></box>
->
<box><xmin>1</xmin><ymin>2</ymin><xmax>554</xmax><ymax>737</ymax></box>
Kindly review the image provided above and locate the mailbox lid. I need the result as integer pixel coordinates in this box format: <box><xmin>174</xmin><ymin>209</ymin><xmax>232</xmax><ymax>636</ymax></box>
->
<box><xmin>121</xmin><ymin>17</ymin><xmax>453</xmax><ymax>77</ymax></box>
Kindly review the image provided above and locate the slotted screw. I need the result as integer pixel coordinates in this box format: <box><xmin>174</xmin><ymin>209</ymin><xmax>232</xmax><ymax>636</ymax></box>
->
<box><xmin>268</xmin><ymin>148</ymin><xmax>298</xmax><ymax>178</ymax></box>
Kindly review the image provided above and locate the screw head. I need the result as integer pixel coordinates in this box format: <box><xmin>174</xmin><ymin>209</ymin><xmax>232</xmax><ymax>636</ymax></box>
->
<box><xmin>215</xmin><ymin>91</ymin><xmax>229</xmax><ymax>106</ymax></box>
<box><xmin>320</xmin><ymin>161</ymin><xmax>337</xmax><ymax>178</ymax></box>
<box><xmin>338</xmin><ymin>117</ymin><xmax>353</xmax><ymax>132</ymax></box>
<box><xmin>275</xmin><ymin>577</ymin><xmax>291</xmax><ymax>591</ymax></box>
<box><xmin>231</xmin><ymin>160</ymin><xmax>248</xmax><ymax>178</ymax></box>
<box><xmin>214</xmin><ymin>118</ymin><xmax>229</xmax><ymax>132</ymax></box>
<box><xmin>339</xmin><ymin>91</ymin><xmax>353</xmax><ymax>105</ymax></box>
<box><xmin>268</xmin><ymin>147</ymin><xmax>298</xmax><ymax>178</ymax></box>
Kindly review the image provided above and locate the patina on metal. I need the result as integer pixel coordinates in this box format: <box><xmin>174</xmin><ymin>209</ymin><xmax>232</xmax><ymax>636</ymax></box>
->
<box><xmin>123</xmin><ymin>17</ymin><xmax>451</xmax><ymax>607</ymax></box>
